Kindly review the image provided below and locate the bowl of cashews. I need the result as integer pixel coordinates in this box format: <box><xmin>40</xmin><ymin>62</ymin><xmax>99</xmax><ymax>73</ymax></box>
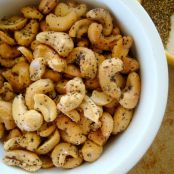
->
<box><xmin>0</xmin><ymin>0</ymin><xmax>168</xmax><ymax>173</ymax></box>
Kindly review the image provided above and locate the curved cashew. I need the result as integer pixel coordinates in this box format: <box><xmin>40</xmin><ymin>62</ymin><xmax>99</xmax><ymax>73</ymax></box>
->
<box><xmin>69</xmin><ymin>19</ymin><xmax>92</xmax><ymax>38</ymax></box>
<box><xmin>43</xmin><ymin>69</ymin><xmax>61</xmax><ymax>82</ymax></box>
<box><xmin>2</xmin><ymin>62</ymin><xmax>31</xmax><ymax>93</ymax></box>
<box><xmin>5</xmin><ymin>128</ymin><xmax>22</xmax><ymax>141</ymax></box>
<box><xmin>37</xmin><ymin>123</ymin><xmax>56</xmax><ymax>137</ymax></box>
<box><xmin>34</xmin><ymin>94</ymin><xmax>58</xmax><ymax>122</ymax></box>
<box><xmin>112</xmin><ymin>36</ymin><xmax>133</xmax><ymax>59</ymax></box>
<box><xmin>4</xmin><ymin>137</ymin><xmax>20</xmax><ymax>151</ymax></box>
<box><xmin>80</xmin><ymin>95</ymin><xmax>103</xmax><ymax>124</ymax></box>
<box><xmin>18</xmin><ymin>46</ymin><xmax>33</xmax><ymax>63</ymax></box>
<box><xmin>40</xmin><ymin>155</ymin><xmax>54</xmax><ymax>169</ymax></box>
<box><xmin>67</xmin><ymin>47</ymin><xmax>97</xmax><ymax>79</ymax></box>
<box><xmin>51</xmin><ymin>143</ymin><xmax>82</xmax><ymax>168</ymax></box>
<box><xmin>54</xmin><ymin>2</ymin><xmax>71</xmax><ymax>16</ymax></box>
<box><xmin>56</xmin><ymin>115</ymin><xmax>86</xmax><ymax>145</ymax></box>
<box><xmin>61</xmin><ymin>109</ymin><xmax>80</xmax><ymax>122</ymax></box>
<box><xmin>0</xmin><ymin>43</ymin><xmax>20</xmax><ymax>59</ymax></box>
<box><xmin>30</xmin><ymin>40</ymin><xmax>40</xmax><ymax>51</ymax></box>
<box><xmin>12</xmin><ymin>94</ymin><xmax>43</xmax><ymax>131</ymax></box>
<box><xmin>15</xmin><ymin>19</ymin><xmax>39</xmax><ymax>46</ymax></box>
<box><xmin>0</xmin><ymin>31</ymin><xmax>16</xmax><ymax>45</ymax></box>
<box><xmin>39</xmin><ymin>0</ymin><xmax>57</xmax><ymax>14</ymax></box>
<box><xmin>46</xmin><ymin>4</ymin><xmax>87</xmax><ymax>32</ymax></box>
<box><xmin>85</xmin><ymin>77</ymin><xmax>100</xmax><ymax>90</ymax></box>
<box><xmin>119</xmin><ymin>72</ymin><xmax>141</xmax><ymax>109</ymax></box>
<box><xmin>91</xmin><ymin>90</ymin><xmax>112</xmax><ymax>106</ymax></box>
<box><xmin>36</xmin><ymin>130</ymin><xmax>60</xmax><ymax>154</ymax></box>
<box><xmin>86</xmin><ymin>8</ymin><xmax>113</xmax><ymax>36</ymax></box>
<box><xmin>4</xmin><ymin>150</ymin><xmax>42</xmax><ymax>172</ymax></box>
<box><xmin>57</xmin><ymin>77</ymin><xmax>85</xmax><ymax>112</ymax></box>
<box><xmin>25</xmin><ymin>79</ymin><xmax>54</xmax><ymax>109</ymax></box>
<box><xmin>88</xmin><ymin>23</ymin><xmax>121</xmax><ymax>51</ymax></box>
<box><xmin>81</xmin><ymin>140</ymin><xmax>103</xmax><ymax>162</ymax></box>
<box><xmin>36</xmin><ymin>31</ymin><xmax>74</xmax><ymax>57</ymax></box>
<box><xmin>0</xmin><ymin>123</ymin><xmax>5</xmax><ymax>139</ymax></box>
<box><xmin>99</xmin><ymin>58</ymin><xmax>123</xmax><ymax>99</ymax></box>
<box><xmin>112</xmin><ymin>106</ymin><xmax>133</xmax><ymax>134</ymax></box>
<box><xmin>64</xmin><ymin>64</ymin><xmax>81</xmax><ymax>78</ymax></box>
<box><xmin>0</xmin><ymin>16</ymin><xmax>27</xmax><ymax>31</ymax></box>
<box><xmin>21</xmin><ymin>6</ymin><xmax>43</xmax><ymax>21</ymax></box>
<box><xmin>56</xmin><ymin>79</ymin><xmax>68</xmax><ymax>94</ymax></box>
<box><xmin>0</xmin><ymin>101</ymin><xmax>15</xmax><ymax>130</ymax></box>
<box><xmin>40</xmin><ymin>20</ymin><xmax>50</xmax><ymax>31</ymax></box>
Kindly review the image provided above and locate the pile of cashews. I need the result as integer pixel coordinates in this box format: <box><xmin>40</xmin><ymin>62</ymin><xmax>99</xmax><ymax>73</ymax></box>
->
<box><xmin>0</xmin><ymin>0</ymin><xmax>141</xmax><ymax>172</ymax></box>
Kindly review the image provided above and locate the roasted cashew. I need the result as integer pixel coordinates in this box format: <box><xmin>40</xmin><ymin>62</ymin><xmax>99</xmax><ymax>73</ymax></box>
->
<box><xmin>15</xmin><ymin>19</ymin><xmax>39</xmax><ymax>46</ymax></box>
<box><xmin>81</xmin><ymin>140</ymin><xmax>103</xmax><ymax>162</ymax></box>
<box><xmin>46</xmin><ymin>4</ymin><xmax>87</xmax><ymax>32</ymax></box>
<box><xmin>39</xmin><ymin>0</ymin><xmax>57</xmax><ymax>14</ymax></box>
<box><xmin>37</xmin><ymin>123</ymin><xmax>56</xmax><ymax>137</ymax></box>
<box><xmin>112</xmin><ymin>36</ymin><xmax>133</xmax><ymax>59</ymax></box>
<box><xmin>99</xmin><ymin>58</ymin><xmax>123</xmax><ymax>99</ymax></box>
<box><xmin>0</xmin><ymin>123</ymin><xmax>5</xmax><ymax>139</ymax></box>
<box><xmin>4</xmin><ymin>137</ymin><xmax>20</xmax><ymax>151</ymax></box>
<box><xmin>36</xmin><ymin>130</ymin><xmax>60</xmax><ymax>154</ymax></box>
<box><xmin>4</xmin><ymin>150</ymin><xmax>42</xmax><ymax>172</ymax></box>
<box><xmin>88</xmin><ymin>23</ymin><xmax>121</xmax><ymax>50</ymax></box>
<box><xmin>12</xmin><ymin>94</ymin><xmax>43</xmax><ymax>131</ymax></box>
<box><xmin>54</xmin><ymin>2</ymin><xmax>71</xmax><ymax>17</ymax></box>
<box><xmin>67</xmin><ymin>47</ymin><xmax>97</xmax><ymax>79</ymax></box>
<box><xmin>86</xmin><ymin>8</ymin><xmax>113</xmax><ymax>36</ymax></box>
<box><xmin>119</xmin><ymin>72</ymin><xmax>141</xmax><ymax>109</ymax></box>
<box><xmin>5</xmin><ymin>128</ymin><xmax>22</xmax><ymax>141</ymax></box>
<box><xmin>25</xmin><ymin>79</ymin><xmax>54</xmax><ymax>109</ymax></box>
<box><xmin>61</xmin><ymin>109</ymin><xmax>80</xmax><ymax>122</ymax></box>
<box><xmin>0</xmin><ymin>43</ymin><xmax>20</xmax><ymax>59</ymax></box>
<box><xmin>40</xmin><ymin>155</ymin><xmax>54</xmax><ymax>169</ymax></box>
<box><xmin>56</xmin><ymin>115</ymin><xmax>86</xmax><ymax>145</ymax></box>
<box><xmin>40</xmin><ymin>20</ymin><xmax>50</xmax><ymax>31</ymax></box>
<box><xmin>0</xmin><ymin>31</ymin><xmax>16</xmax><ymax>45</ymax></box>
<box><xmin>51</xmin><ymin>143</ymin><xmax>82</xmax><ymax>168</ymax></box>
<box><xmin>56</xmin><ymin>79</ymin><xmax>68</xmax><ymax>94</ymax></box>
<box><xmin>80</xmin><ymin>95</ymin><xmax>103</xmax><ymax>124</ymax></box>
<box><xmin>0</xmin><ymin>101</ymin><xmax>16</xmax><ymax>130</ymax></box>
<box><xmin>69</xmin><ymin>19</ymin><xmax>92</xmax><ymax>38</ymax></box>
<box><xmin>113</xmin><ymin>74</ymin><xmax>126</xmax><ymax>89</ymax></box>
<box><xmin>21</xmin><ymin>6</ymin><xmax>43</xmax><ymax>21</ymax></box>
<box><xmin>85</xmin><ymin>77</ymin><xmax>100</xmax><ymax>90</ymax></box>
<box><xmin>112</xmin><ymin>106</ymin><xmax>133</xmax><ymax>134</ymax></box>
<box><xmin>64</xmin><ymin>64</ymin><xmax>81</xmax><ymax>78</ymax></box>
<box><xmin>95</xmin><ymin>52</ymin><xmax>106</xmax><ymax>67</ymax></box>
<box><xmin>43</xmin><ymin>69</ymin><xmax>61</xmax><ymax>82</ymax></box>
<box><xmin>0</xmin><ymin>16</ymin><xmax>27</xmax><ymax>31</ymax></box>
<box><xmin>36</xmin><ymin>31</ymin><xmax>74</xmax><ymax>57</ymax></box>
<box><xmin>57</xmin><ymin>77</ymin><xmax>85</xmax><ymax>112</ymax></box>
<box><xmin>2</xmin><ymin>62</ymin><xmax>31</xmax><ymax>93</ymax></box>
<box><xmin>18</xmin><ymin>46</ymin><xmax>33</xmax><ymax>63</ymax></box>
<box><xmin>30</xmin><ymin>40</ymin><xmax>40</xmax><ymax>50</ymax></box>
<box><xmin>91</xmin><ymin>90</ymin><xmax>112</xmax><ymax>106</ymax></box>
<box><xmin>121</xmin><ymin>57</ymin><xmax>140</xmax><ymax>74</ymax></box>
<box><xmin>34</xmin><ymin>94</ymin><xmax>58</xmax><ymax>122</ymax></box>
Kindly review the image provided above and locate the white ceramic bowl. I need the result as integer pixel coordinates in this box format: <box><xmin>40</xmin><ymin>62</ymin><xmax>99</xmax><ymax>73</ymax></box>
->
<box><xmin>0</xmin><ymin>0</ymin><xmax>168</xmax><ymax>173</ymax></box>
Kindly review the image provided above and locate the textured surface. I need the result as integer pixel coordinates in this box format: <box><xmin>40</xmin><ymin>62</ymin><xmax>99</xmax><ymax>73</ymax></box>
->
<box><xmin>129</xmin><ymin>66</ymin><xmax>174</xmax><ymax>174</ymax></box>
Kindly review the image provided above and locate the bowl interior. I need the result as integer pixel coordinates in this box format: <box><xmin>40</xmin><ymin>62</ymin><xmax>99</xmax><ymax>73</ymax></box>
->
<box><xmin>0</xmin><ymin>0</ymin><xmax>168</xmax><ymax>174</ymax></box>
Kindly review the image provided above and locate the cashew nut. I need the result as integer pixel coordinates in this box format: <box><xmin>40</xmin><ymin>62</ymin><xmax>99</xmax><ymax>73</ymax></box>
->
<box><xmin>62</xmin><ymin>109</ymin><xmax>80</xmax><ymax>122</ymax></box>
<box><xmin>36</xmin><ymin>31</ymin><xmax>74</xmax><ymax>57</ymax></box>
<box><xmin>37</xmin><ymin>123</ymin><xmax>56</xmax><ymax>137</ymax></box>
<box><xmin>87</xmin><ymin>8</ymin><xmax>113</xmax><ymax>36</ymax></box>
<box><xmin>95</xmin><ymin>52</ymin><xmax>106</xmax><ymax>67</ymax></box>
<box><xmin>91</xmin><ymin>90</ymin><xmax>112</xmax><ymax>106</ymax></box>
<box><xmin>64</xmin><ymin>64</ymin><xmax>81</xmax><ymax>78</ymax></box>
<box><xmin>4</xmin><ymin>150</ymin><xmax>42</xmax><ymax>172</ymax></box>
<box><xmin>0</xmin><ymin>43</ymin><xmax>20</xmax><ymax>59</ymax></box>
<box><xmin>99</xmin><ymin>58</ymin><xmax>123</xmax><ymax>99</ymax></box>
<box><xmin>56</xmin><ymin>115</ymin><xmax>86</xmax><ymax>145</ymax></box>
<box><xmin>21</xmin><ymin>6</ymin><xmax>43</xmax><ymax>21</ymax></box>
<box><xmin>0</xmin><ymin>101</ymin><xmax>16</xmax><ymax>130</ymax></box>
<box><xmin>81</xmin><ymin>140</ymin><xmax>103</xmax><ymax>162</ymax></box>
<box><xmin>0</xmin><ymin>16</ymin><xmax>27</xmax><ymax>31</ymax></box>
<box><xmin>39</xmin><ymin>0</ymin><xmax>57</xmax><ymax>14</ymax></box>
<box><xmin>34</xmin><ymin>94</ymin><xmax>58</xmax><ymax>122</ymax></box>
<box><xmin>51</xmin><ymin>143</ymin><xmax>82</xmax><ymax>168</ymax></box>
<box><xmin>2</xmin><ymin>62</ymin><xmax>31</xmax><ymax>93</ymax></box>
<box><xmin>56</xmin><ymin>79</ymin><xmax>68</xmax><ymax>94</ymax></box>
<box><xmin>4</xmin><ymin>137</ymin><xmax>20</xmax><ymax>151</ymax></box>
<box><xmin>112</xmin><ymin>106</ymin><xmax>133</xmax><ymax>134</ymax></box>
<box><xmin>25</xmin><ymin>79</ymin><xmax>54</xmax><ymax>109</ymax></box>
<box><xmin>46</xmin><ymin>4</ymin><xmax>87</xmax><ymax>32</ymax></box>
<box><xmin>112</xmin><ymin>36</ymin><xmax>133</xmax><ymax>59</ymax></box>
<box><xmin>30</xmin><ymin>40</ymin><xmax>40</xmax><ymax>51</ymax></box>
<box><xmin>67</xmin><ymin>47</ymin><xmax>97</xmax><ymax>79</ymax></box>
<box><xmin>40</xmin><ymin>155</ymin><xmax>54</xmax><ymax>169</ymax></box>
<box><xmin>5</xmin><ymin>128</ymin><xmax>22</xmax><ymax>141</ymax></box>
<box><xmin>69</xmin><ymin>19</ymin><xmax>92</xmax><ymax>38</ymax></box>
<box><xmin>18</xmin><ymin>46</ymin><xmax>33</xmax><ymax>63</ymax></box>
<box><xmin>80</xmin><ymin>95</ymin><xmax>103</xmax><ymax>124</ymax></box>
<box><xmin>85</xmin><ymin>77</ymin><xmax>100</xmax><ymax>90</ymax></box>
<box><xmin>0</xmin><ymin>123</ymin><xmax>5</xmax><ymax>139</ymax></box>
<box><xmin>57</xmin><ymin>77</ymin><xmax>85</xmax><ymax>112</ymax></box>
<box><xmin>88</xmin><ymin>23</ymin><xmax>121</xmax><ymax>50</ymax></box>
<box><xmin>42</xmin><ymin>69</ymin><xmax>60</xmax><ymax>82</ymax></box>
<box><xmin>113</xmin><ymin>74</ymin><xmax>126</xmax><ymax>89</ymax></box>
<box><xmin>40</xmin><ymin>20</ymin><xmax>50</xmax><ymax>31</ymax></box>
<box><xmin>12</xmin><ymin>94</ymin><xmax>43</xmax><ymax>131</ymax></box>
<box><xmin>36</xmin><ymin>130</ymin><xmax>60</xmax><ymax>154</ymax></box>
<box><xmin>119</xmin><ymin>72</ymin><xmax>141</xmax><ymax>109</ymax></box>
<box><xmin>15</xmin><ymin>19</ymin><xmax>39</xmax><ymax>46</ymax></box>
<box><xmin>0</xmin><ymin>31</ymin><xmax>16</xmax><ymax>45</ymax></box>
<box><xmin>54</xmin><ymin>2</ymin><xmax>70</xmax><ymax>16</ymax></box>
